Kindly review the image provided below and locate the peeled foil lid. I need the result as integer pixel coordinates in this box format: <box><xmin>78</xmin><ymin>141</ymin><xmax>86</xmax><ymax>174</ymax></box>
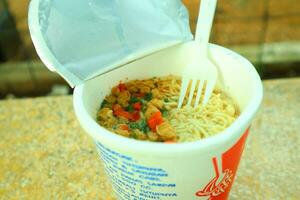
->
<box><xmin>28</xmin><ymin>0</ymin><xmax>193</xmax><ymax>87</ymax></box>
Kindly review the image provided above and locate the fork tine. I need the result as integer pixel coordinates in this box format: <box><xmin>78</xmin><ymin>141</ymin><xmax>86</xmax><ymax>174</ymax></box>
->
<box><xmin>178</xmin><ymin>77</ymin><xmax>189</xmax><ymax>108</ymax></box>
<box><xmin>202</xmin><ymin>80</ymin><xmax>216</xmax><ymax>106</ymax></box>
<box><xmin>194</xmin><ymin>80</ymin><xmax>204</xmax><ymax>108</ymax></box>
<box><xmin>187</xmin><ymin>79</ymin><xmax>197</xmax><ymax>106</ymax></box>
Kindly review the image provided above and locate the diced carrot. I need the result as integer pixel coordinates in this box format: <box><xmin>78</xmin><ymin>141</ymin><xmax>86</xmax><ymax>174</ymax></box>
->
<box><xmin>131</xmin><ymin>111</ymin><xmax>141</xmax><ymax>121</ymax></box>
<box><xmin>120</xmin><ymin>124</ymin><xmax>129</xmax><ymax>131</ymax></box>
<box><xmin>112</xmin><ymin>104</ymin><xmax>140</xmax><ymax>121</ymax></box>
<box><xmin>133</xmin><ymin>102</ymin><xmax>142</xmax><ymax>111</ymax></box>
<box><xmin>118</xmin><ymin>83</ymin><xmax>127</xmax><ymax>92</ymax></box>
<box><xmin>113</xmin><ymin>104</ymin><xmax>131</xmax><ymax>119</ymax></box>
<box><xmin>147</xmin><ymin>111</ymin><xmax>163</xmax><ymax>132</ymax></box>
<box><xmin>147</xmin><ymin>117</ymin><xmax>156</xmax><ymax>131</ymax></box>
<box><xmin>115</xmin><ymin>110</ymin><xmax>132</xmax><ymax>120</ymax></box>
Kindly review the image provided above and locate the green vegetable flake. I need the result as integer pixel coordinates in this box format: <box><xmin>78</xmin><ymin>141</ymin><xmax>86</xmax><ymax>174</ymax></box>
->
<box><xmin>144</xmin><ymin>92</ymin><xmax>153</xmax><ymax>101</ymax></box>
<box><xmin>139</xmin><ymin>119</ymin><xmax>149</xmax><ymax>133</ymax></box>
<box><xmin>100</xmin><ymin>99</ymin><xmax>108</xmax><ymax>109</ymax></box>
<box><xmin>131</xmin><ymin>131</ymin><xmax>138</xmax><ymax>139</ymax></box>
<box><xmin>161</xmin><ymin>108</ymin><xmax>168</xmax><ymax>117</ymax></box>
<box><xmin>129</xmin><ymin>122</ymin><xmax>139</xmax><ymax>130</ymax></box>
<box><xmin>129</xmin><ymin>119</ymin><xmax>149</xmax><ymax>134</ymax></box>
<box><xmin>129</xmin><ymin>97</ymin><xmax>139</xmax><ymax>104</ymax></box>
<box><xmin>126</xmin><ymin>104</ymin><xmax>134</xmax><ymax>112</ymax></box>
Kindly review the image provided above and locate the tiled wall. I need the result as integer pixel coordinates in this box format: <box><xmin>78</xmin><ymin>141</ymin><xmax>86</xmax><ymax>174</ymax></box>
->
<box><xmin>2</xmin><ymin>0</ymin><xmax>300</xmax><ymax>61</ymax></box>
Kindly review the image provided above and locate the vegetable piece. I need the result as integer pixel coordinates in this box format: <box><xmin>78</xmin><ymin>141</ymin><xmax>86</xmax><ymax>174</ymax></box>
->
<box><xmin>140</xmin><ymin>86</ymin><xmax>151</xmax><ymax>93</ymax></box>
<box><xmin>145</xmin><ymin>104</ymin><xmax>160</xmax><ymax>120</ymax></box>
<box><xmin>147</xmin><ymin>111</ymin><xmax>163</xmax><ymax>131</ymax></box>
<box><xmin>112</xmin><ymin>104</ymin><xmax>122</xmax><ymax>111</ymax></box>
<box><xmin>117</xmin><ymin>90</ymin><xmax>131</xmax><ymax>107</ymax></box>
<box><xmin>112</xmin><ymin>104</ymin><xmax>132</xmax><ymax>120</ymax></box>
<box><xmin>118</xmin><ymin>83</ymin><xmax>127</xmax><ymax>92</ymax></box>
<box><xmin>148</xmin><ymin>99</ymin><xmax>163</xmax><ymax>109</ymax></box>
<box><xmin>120</xmin><ymin>124</ymin><xmax>129</xmax><ymax>131</ymax></box>
<box><xmin>111</xmin><ymin>86</ymin><xmax>120</xmax><ymax>96</ymax></box>
<box><xmin>97</xmin><ymin>108</ymin><xmax>117</xmax><ymax>127</ymax></box>
<box><xmin>115</xmin><ymin>129</ymin><xmax>131</xmax><ymax>137</ymax></box>
<box><xmin>133</xmin><ymin>129</ymin><xmax>147</xmax><ymax>140</ymax></box>
<box><xmin>156</xmin><ymin>122</ymin><xmax>176</xmax><ymax>141</ymax></box>
<box><xmin>129</xmin><ymin>119</ymin><xmax>149</xmax><ymax>133</ymax></box>
<box><xmin>129</xmin><ymin>96</ymin><xmax>140</xmax><ymax>104</ymax></box>
<box><xmin>131</xmin><ymin>131</ymin><xmax>137</xmax><ymax>139</ymax></box>
<box><xmin>97</xmin><ymin>108</ymin><xmax>111</xmax><ymax>121</ymax></box>
<box><xmin>133</xmin><ymin>102</ymin><xmax>142</xmax><ymax>111</ymax></box>
<box><xmin>144</xmin><ymin>92</ymin><xmax>153</xmax><ymax>101</ymax></box>
<box><xmin>105</xmin><ymin>95</ymin><xmax>117</xmax><ymax>104</ymax></box>
<box><xmin>148</xmin><ymin>131</ymin><xmax>159</xmax><ymax>141</ymax></box>
<box><xmin>139</xmin><ymin>119</ymin><xmax>150</xmax><ymax>133</ymax></box>
<box><xmin>127</xmin><ymin>84</ymin><xmax>138</xmax><ymax>93</ymax></box>
<box><xmin>112</xmin><ymin>104</ymin><xmax>140</xmax><ymax>121</ymax></box>
<box><xmin>151</xmin><ymin>88</ymin><xmax>161</xmax><ymax>98</ymax></box>
<box><xmin>115</xmin><ymin>110</ymin><xmax>132</xmax><ymax>120</ymax></box>
<box><xmin>100</xmin><ymin>99</ymin><xmax>108</xmax><ymax>109</ymax></box>
<box><xmin>161</xmin><ymin>108</ymin><xmax>168</xmax><ymax>117</ymax></box>
<box><xmin>126</xmin><ymin>104</ymin><xmax>134</xmax><ymax>112</ymax></box>
<box><xmin>131</xmin><ymin>111</ymin><xmax>141</xmax><ymax>121</ymax></box>
<box><xmin>128</xmin><ymin>123</ymin><xmax>138</xmax><ymax>130</ymax></box>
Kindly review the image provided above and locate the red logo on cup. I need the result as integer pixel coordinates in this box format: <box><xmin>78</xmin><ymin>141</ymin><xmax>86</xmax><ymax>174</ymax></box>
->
<box><xmin>195</xmin><ymin>157</ymin><xmax>234</xmax><ymax>199</ymax></box>
<box><xmin>195</xmin><ymin>128</ymin><xmax>250</xmax><ymax>200</ymax></box>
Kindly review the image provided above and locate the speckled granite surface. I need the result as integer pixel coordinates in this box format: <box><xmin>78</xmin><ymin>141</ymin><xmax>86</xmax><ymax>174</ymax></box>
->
<box><xmin>0</xmin><ymin>78</ymin><xmax>299</xmax><ymax>200</ymax></box>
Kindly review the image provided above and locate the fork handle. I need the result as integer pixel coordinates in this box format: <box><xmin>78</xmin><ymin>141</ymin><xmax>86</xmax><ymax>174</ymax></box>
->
<box><xmin>195</xmin><ymin>0</ymin><xmax>218</xmax><ymax>56</ymax></box>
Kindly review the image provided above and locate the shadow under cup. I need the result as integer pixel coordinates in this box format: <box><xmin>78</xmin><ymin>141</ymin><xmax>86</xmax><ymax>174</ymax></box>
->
<box><xmin>73</xmin><ymin>42</ymin><xmax>263</xmax><ymax>200</ymax></box>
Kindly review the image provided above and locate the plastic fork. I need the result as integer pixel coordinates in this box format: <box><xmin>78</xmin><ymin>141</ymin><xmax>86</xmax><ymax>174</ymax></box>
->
<box><xmin>178</xmin><ymin>0</ymin><xmax>218</xmax><ymax>108</ymax></box>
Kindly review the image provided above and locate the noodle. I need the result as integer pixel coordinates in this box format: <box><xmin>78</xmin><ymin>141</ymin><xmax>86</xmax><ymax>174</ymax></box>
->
<box><xmin>97</xmin><ymin>75</ymin><xmax>239</xmax><ymax>143</ymax></box>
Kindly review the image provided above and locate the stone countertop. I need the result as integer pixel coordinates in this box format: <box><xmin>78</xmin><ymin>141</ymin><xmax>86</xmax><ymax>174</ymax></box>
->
<box><xmin>0</xmin><ymin>78</ymin><xmax>299</xmax><ymax>200</ymax></box>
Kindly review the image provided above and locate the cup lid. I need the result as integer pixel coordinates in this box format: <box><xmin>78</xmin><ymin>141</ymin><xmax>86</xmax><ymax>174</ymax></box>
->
<box><xmin>28</xmin><ymin>0</ymin><xmax>193</xmax><ymax>87</ymax></box>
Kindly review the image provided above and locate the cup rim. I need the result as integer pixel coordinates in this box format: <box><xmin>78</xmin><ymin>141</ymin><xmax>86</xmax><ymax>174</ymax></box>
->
<box><xmin>73</xmin><ymin>44</ymin><xmax>263</xmax><ymax>155</ymax></box>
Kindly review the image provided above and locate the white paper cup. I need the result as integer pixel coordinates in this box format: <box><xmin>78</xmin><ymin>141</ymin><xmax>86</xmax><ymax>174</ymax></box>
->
<box><xmin>73</xmin><ymin>42</ymin><xmax>263</xmax><ymax>200</ymax></box>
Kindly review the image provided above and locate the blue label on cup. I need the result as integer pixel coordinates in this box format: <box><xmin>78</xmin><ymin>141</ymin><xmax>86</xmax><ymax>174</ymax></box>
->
<box><xmin>95</xmin><ymin>142</ymin><xmax>178</xmax><ymax>200</ymax></box>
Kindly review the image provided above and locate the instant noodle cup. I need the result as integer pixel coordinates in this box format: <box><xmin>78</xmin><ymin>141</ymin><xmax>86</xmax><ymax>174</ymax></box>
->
<box><xmin>29</xmin><ymin>1</ymin><xmax>262</xmax><ymax>199</ymax></box>
<box><xmin>73</xmin><ymin>42</ymin><xmax>263</xmax><ymax>199</ymax></box>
